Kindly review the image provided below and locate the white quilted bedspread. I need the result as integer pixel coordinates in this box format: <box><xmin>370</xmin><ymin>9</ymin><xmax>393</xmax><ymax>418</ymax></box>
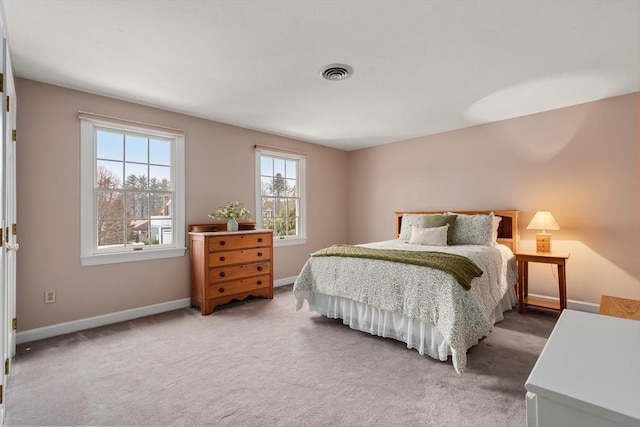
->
<box><xmin>294</xmin><ymin>240</ymin><xmax>517</xmax><ymax>373</ymax></box>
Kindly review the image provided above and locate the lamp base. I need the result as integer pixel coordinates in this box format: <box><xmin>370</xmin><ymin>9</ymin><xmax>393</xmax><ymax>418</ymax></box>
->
<box><xmin>536</xmin><ymin>233</ymin><xmax>552</xmax><ymax>253</ymax></box>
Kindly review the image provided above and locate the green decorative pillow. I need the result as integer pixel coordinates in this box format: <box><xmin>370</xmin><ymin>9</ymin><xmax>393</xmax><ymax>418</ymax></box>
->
<box><xmin>421</xmin><ymin>214</ymin><xmax>458</xmax><ymax>245</ymax></box>
<box><xmin>399</xmin><ymin>213</ymin><xmax>458</xmax><ymax>244</ymax></box>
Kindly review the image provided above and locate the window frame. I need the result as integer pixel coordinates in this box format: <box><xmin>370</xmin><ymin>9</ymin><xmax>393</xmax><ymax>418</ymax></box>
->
<box><xmin>255</xmin><ymin>147</ymin><xmax>307</xmax><ymax>247</ymax></box>
<box><xmin>79</xmin><ymin>113</ymin><xmax>186</xmax><ymax>266</ymax></box>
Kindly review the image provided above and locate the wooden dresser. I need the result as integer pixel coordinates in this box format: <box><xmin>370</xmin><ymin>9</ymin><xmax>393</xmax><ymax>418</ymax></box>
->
<box><xmin>189</xmin><ymin>229</ymin><xmax>273</xmax><ymax>315</ymax></box>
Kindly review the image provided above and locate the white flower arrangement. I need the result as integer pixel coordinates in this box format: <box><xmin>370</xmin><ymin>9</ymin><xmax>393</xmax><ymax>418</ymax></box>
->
<box><xmin>208</xmin><ymin>201</ymin><xmax>252</xmax><ymax>220</ymax></box>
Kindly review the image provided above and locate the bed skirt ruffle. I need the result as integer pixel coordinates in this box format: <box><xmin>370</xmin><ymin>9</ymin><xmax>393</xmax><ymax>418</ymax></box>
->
<box><xmin>295</xmin><ymin>286</ymin><xmax>517</xmax><ymax>371</ymax></box>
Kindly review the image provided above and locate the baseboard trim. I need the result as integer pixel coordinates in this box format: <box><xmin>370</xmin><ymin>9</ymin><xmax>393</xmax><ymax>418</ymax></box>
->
<box><xmin>16</xmin><ymin>298</ymin><xmax>192</xmax><ymax>345</ymax></box>
<box><xmin>528</xmin><ymin>293</ymin><xmax>600</xmax><ymax>313</ymax></box>
<box><xmin>18</xmin><ymin>278</ymin><xmax>296</xmax><ymax>345</ymax></box>
<box><xmin>274</xmin><ymin>276</ymin><xmax>296</xmax><ymax>287</ymax></box>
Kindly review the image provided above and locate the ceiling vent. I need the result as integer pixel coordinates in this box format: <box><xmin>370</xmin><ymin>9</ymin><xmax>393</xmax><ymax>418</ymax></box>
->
<box><xmin>321</xmin><ymin>64</ymin><xmax>353</xmax><ymax>81</ymax></box>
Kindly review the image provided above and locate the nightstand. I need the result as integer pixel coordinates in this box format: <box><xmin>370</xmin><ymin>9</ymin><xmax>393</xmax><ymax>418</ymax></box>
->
<box><xmin>515</xmin><ymin>251</ymin><xmax>570</xmax><ymax>313</ymax></box>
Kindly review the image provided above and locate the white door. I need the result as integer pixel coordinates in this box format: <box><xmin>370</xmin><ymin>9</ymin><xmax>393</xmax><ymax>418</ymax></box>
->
<box><xmin>4</xmin><ymin>39</ymin><xmax>17</xmax><ymax>360</ymax></box>
<box><xmin>0</xmin><ymin>32</ymin><xmax>6</xmax><ymax>424</ymax></box>
<box><xmin>0</xmin><ymin>31</ymin><xmax>17</xmax><ymax>423</ymax></box>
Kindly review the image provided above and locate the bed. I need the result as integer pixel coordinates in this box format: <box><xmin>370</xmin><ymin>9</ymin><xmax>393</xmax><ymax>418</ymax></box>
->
<box><xmin>293</xmin><ymin>210</ymin><xmax>520</xmax><ymax>374</ymax></box>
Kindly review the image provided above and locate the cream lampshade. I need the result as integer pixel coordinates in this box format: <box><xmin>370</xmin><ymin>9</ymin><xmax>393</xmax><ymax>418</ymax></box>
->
<box><xmin>527</xmin><ymin>211</ymin><xmax>560</xmax><ymax>253</ymax></box>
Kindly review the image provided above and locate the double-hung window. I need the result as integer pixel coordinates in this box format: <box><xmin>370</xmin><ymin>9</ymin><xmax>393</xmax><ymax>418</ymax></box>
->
<box><xmin>80</xmin><ymin>113</ymin><xmax>186</xmax><ymax>266</ymax></box>
<box><xmin>255</xmin><ymin>146</ymin><xmax>306</xmax><ymax>246</ymax></box>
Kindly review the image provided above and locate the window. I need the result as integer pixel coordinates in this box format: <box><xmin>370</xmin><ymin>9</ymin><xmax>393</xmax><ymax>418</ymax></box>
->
<box><xmin>80</xmin><ymin>113</ymin><xmax>186</xmax><ymax>266</ymax></box>
<box><xmin>255</xmin><ymin>146</ymin><xmax>306</xmax><ymax>246</ymax></box>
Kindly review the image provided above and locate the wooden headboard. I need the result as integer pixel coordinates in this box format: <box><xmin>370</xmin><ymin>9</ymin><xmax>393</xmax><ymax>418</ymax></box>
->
<box><xmin>394</xmin><ymin>210</ymin><xmax>520</xmax><ymax>252</ymax></box>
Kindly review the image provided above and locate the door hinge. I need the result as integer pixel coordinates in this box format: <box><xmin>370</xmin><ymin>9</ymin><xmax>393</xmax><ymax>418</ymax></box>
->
<box><xmin>12</xmin><ymin>129</ymin><xmax>16</xmax><ymax>142</ymax></box>
<box><xmin>0</xmin><ymin>228</ymin><xmax>3</xmax><ymax>247</ymax></box>
<box><xmin>6</xmin><ymin>95</ymin><xmax>9</xmax><ymax>112</ymax></box>
<box><xmin>12</xmin><ymin>223</ymin><xmax>17</xmax><ymax>236</ymax></box>
<box><xmin>0</xmin><ymin>384</ymin><xmax>3</xmax><ymax>404</ymax></box>
<box><xmin>4</xmin><ymin>227</ymin><xmax>8</xmax><ymax>243</ymax></box>
<box><xmin>12</xmin><ymin>318</ymin><xmax>17</xmax><ymax>331</ymax></box>
<box><xmin>4</xmin><ymin>358</ymin><xmax>9</xmax><ymax>375</ymax></box>
<box><xmin>0</xmin><ymin>73</ymin><xmax>4</xmax><ymax>92</ymax></box>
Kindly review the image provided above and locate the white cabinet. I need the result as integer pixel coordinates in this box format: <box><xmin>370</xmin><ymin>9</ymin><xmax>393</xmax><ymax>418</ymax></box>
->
<box><xmin>525</xmin><ymin>310</ymin><xmax>640</xmax><ymax>427</ymax></box>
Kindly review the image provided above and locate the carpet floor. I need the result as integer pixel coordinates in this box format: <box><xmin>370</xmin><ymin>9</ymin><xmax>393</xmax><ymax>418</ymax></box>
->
<box><xmin>6</xmin><ymin>285</ymin><xmax>559</xmax><ymax>426</ymax></box>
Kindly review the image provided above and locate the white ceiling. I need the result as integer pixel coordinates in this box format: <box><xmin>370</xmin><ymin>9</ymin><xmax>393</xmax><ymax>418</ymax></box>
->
<box><xmin>2</xmin><ymin>0</ymin><xmax>639</xmax><ymax>151</ymax></box>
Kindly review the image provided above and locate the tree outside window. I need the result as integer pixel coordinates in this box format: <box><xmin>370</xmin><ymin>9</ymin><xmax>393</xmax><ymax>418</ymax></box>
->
<box><xmin>95</xmin><ymin>130</ymin><xmax>174</xmax><ymax>249</ymax></box>
<box><xmin>255</xmin><ymin>149</ymin><xmax>306</xmax><ymax>243</ymax></box>
<box><xmin>80</xmin><ymin>113</ymin><xmax>185</xmax><ymax>266</ymax></box>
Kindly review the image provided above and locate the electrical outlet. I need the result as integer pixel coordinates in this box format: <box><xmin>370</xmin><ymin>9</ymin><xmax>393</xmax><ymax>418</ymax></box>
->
<box><xmin>45</xmin><ymin>290</ymin><xmax>56</xmax><ymax>304</ymax></box>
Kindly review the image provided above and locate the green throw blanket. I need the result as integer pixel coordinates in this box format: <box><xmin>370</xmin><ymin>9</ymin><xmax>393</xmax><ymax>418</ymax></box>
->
<box><xmin>311</xmin><ymin>245</ymin><xmax>483</xmax><ymax>290</ymax></box>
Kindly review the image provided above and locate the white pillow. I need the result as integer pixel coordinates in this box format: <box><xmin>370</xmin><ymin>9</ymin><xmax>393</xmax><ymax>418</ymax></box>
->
<box><xmin>409</xmin><ymin>224</ymin><xmax>449</xmax><ymax>246</ymax></box>
<box><xmin>492</xmin><ymin>215</ymin><xmax>502</xmax><ymax>244</ymax></box>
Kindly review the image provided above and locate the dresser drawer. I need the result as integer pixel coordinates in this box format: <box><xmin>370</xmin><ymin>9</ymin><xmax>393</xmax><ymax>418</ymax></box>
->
<box><xmin>209</xmin><ymin>261</ymin><xmax>270</xmax><ymax>283</ymax></box>
<box><xmin>209</xmin><ymin>247</ymin><xmax>271</xmax><ymax>266</ymax></box>
<box><xmin>208</xmin><ymin>274</ymin><xmax>271</xmax><ymax>296</ymax></box>
<box><xmin>208</xmin><ymin>233</ymin><xmax>271</xmax><ymax>252</ymax></box>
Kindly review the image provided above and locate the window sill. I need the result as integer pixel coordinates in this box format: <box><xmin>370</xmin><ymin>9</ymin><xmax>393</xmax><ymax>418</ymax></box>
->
<box><xmin>273</xmin><ymin>237</ymin><xmax>307</xmax><ymax>247</ymax></box>
<box><xmin>81</xmin><ymin>247</ymin><xmax>186</xmax><ymax>266</ymax></box>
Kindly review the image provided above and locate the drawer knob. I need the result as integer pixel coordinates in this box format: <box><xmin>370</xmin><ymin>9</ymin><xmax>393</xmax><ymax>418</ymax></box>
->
<box><xmin>219</xmin><ymin>287</ymin><xmax>225</xmax><ymax>293</ymax></box>
<box><xmin>257</xmin><ymin>252</ymin><xmax>263</xmax><ymax>257</ymax></box>
<box><xmin>220</xmin><ymin>256</ymin><xmax>226</xmax><ymax>261</ymax></box>
<box><xmin>257</xmin><ymin>280</ymin><xmax>263</xmax><ymax>285</ymax></box>
<box><xmin>219</xmin><ymin>272</ymin><xmax>225</xmax><ymax>277</ymax></box>
<box><xmin>257</xmin><ymin>266</ymin><xmax>263</xmax><ymax>271</ymax></box>
<box><xmin>220</xmin><ymin>241</ymin><xmax>226</xmax><ymax>246</ymax></box>
<box><xmin>258</xmin><ymin>238</ymin><xmax>263</xmax><ymax>243</ymax></box>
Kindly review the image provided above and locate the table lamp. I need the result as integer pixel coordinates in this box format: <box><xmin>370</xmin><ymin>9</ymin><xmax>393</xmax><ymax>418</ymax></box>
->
<box><xmin>527</xmin><ymin>211</ymin><xmax>560</xmax><ymax>252</ymax></box>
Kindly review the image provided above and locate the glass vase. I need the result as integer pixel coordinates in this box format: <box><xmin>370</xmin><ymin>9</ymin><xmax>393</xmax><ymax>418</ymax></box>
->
<box><xmin>227</xmin><ymin>218</ymin><xmax>238</xmax><ymax>232</ymax></box>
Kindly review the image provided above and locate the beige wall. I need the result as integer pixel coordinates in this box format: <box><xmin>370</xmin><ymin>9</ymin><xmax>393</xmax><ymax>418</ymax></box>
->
<box><xmin>14</xmin><ymin>78</ymin><xmax>639</xmax><ymax>332</ymax></box>
<box><xmin>348</xmin><ymin>93</ymin><xmax>639</xmax><ymax>304</ymax></box>
<box><xmin>15</xmin><ymin>79</ymin><xmax>348</xmax><ymax>331</ymax></box>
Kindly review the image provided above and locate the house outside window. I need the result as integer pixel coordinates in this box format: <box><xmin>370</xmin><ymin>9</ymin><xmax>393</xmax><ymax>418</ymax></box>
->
<box><xmin>80</xmin><ymin>113</ymin><xmax>186</xmax><ymax>266</ymax></box>
<box><xmin>255</xmin><ymin>146</ymin><xmax>306</xmax><ymax>246</ymax></box>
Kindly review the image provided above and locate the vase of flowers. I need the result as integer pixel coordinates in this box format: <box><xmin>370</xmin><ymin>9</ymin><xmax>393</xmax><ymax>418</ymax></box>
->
<box><xmin>227</xmin><ymin>218</ymin><xmax>239</xmax><ymax>232</ymax></box>
<box><xmin>208</xmin><ymin>201</ymin><xmax>252</xmax><ymax>232</ymax></box>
